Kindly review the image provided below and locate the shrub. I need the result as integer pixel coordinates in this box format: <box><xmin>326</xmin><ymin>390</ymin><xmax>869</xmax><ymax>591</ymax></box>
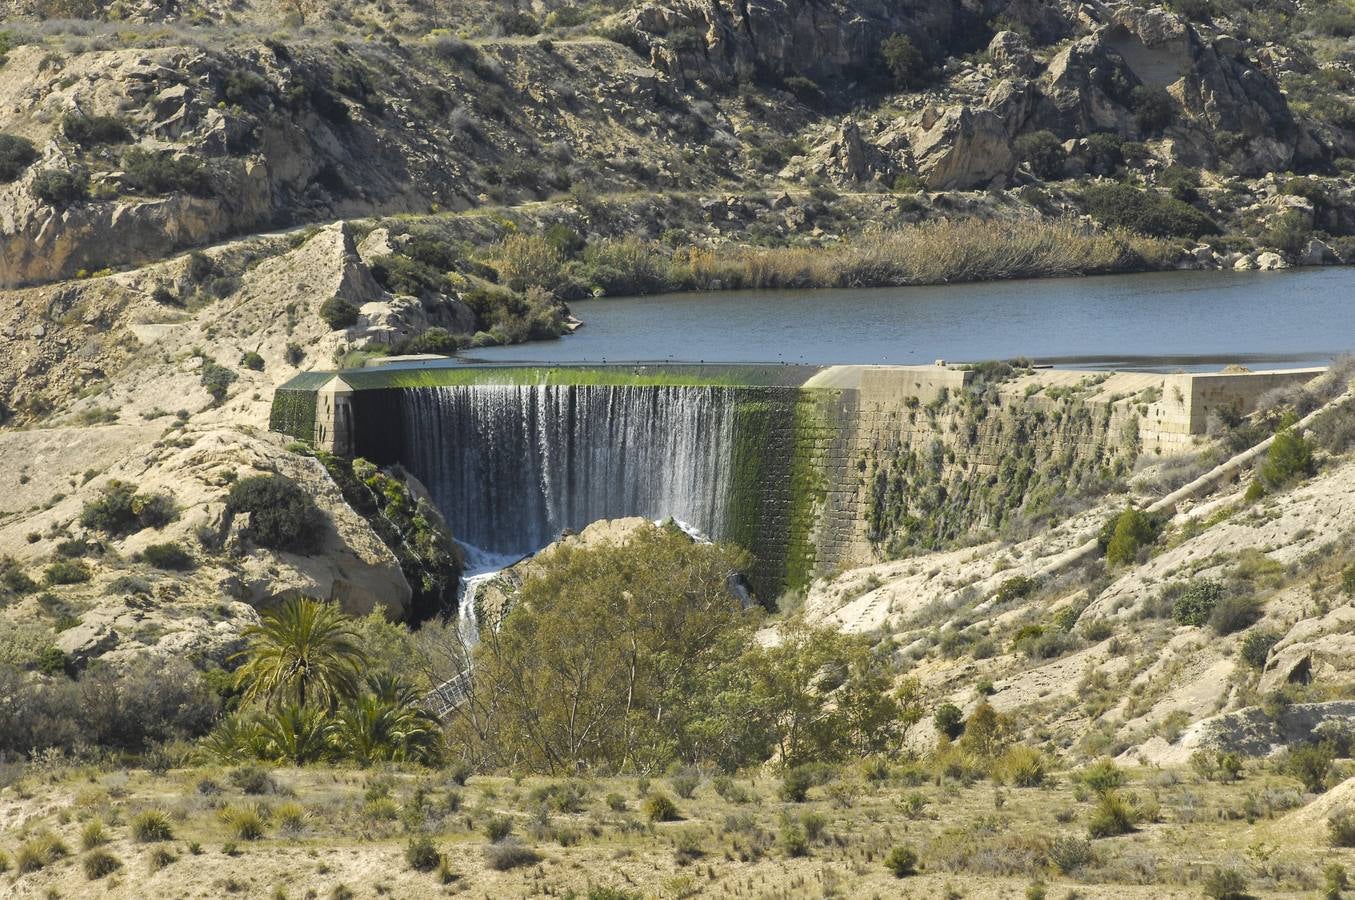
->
<box><xmin>996</xmin><ymin>575</ymin><xmax>1035</xmax><ymax>603</ymax></box>
<box><xmin>200</xmin><ymin>360</ymin><xmax>237</xmax><ymax>405</ymax></box>
<box><xmin>483</xmin><ymin>837</ymin><xmax>539</xmax><ymax>871</ymax></box>
<box><xmin>131</xmin><ymin>809</ymin><xmax>174</xmax><ymax>842</ymax></box>
<box><xmin>1103</xmin><ymin>506</ymin><xmax>1159</xmax><ymax>566</ymax></box>
<box><xmin>1131</xmin><ymin>86</ymin><xmax>1175</xmax><ymax>135</ymax></box>
<box><xmin>1202</xmin><ymin>867</ymin><xmax>1249</xmax><ymax>899</ymax></box>
<box><xmin>1330</xmin><ymin>810</ymin><xmax>1355</xmax><ymax>847</ymax></box>
<box><xmin>31</xmin><ymin>167</ymin><xmax>90</xmax><ymax>206</ymax></box>
<box><xmin>1240</xmin><ymin>628</ymin><xmax>1280</xmax><ymax>668</ymax></box>
<box><xmin>319</xmin><ymin>295</ymin><xmax>360</xmax><ymax>330</ymax></box>
<box><xmin>274</xmin><ymin>801</ymin><xmax>308</xmax><ymax>834</ymax></box>
<box><xmin>934</xmin><ymin>703</ymin><xmax>965</xmax><ymax>740</ymax></box>
<box><xmin>225</xmin><ymin>474</ymin><xmax>325</xmax><ymax>554</ymax></box>
<box><xmin>143</xmin><ymin>542</ymin><xmax>194</xmax><ymax>570</ymax></box>
<box><xmin>1087</xmin><ymin>791</ymin><xmax>1136</xmax><ymax>837</ymax></box>
<box><xmin>644</xmin><ymin>792</ymin><xmax>680</xmax><ymax>822</ymax></box>
<box><xmin>1280</xmin><ymin>742</ymin><xmax>1334</xmax><ymax>793</ymax></box>
<box><xmin>36</xmin><ymin>645</ymin><xmax>71</xmax><ymax>676</ymax></box>
<box><xmin>16</xmin><ymin>831</ymin><xmax>68</xmax><ymax>873</ymax></box>
<box><xmin>1048</xmin><ymin>836</ymin><xmax>1094</xmax><ymax>874</ymax></box>
<box><xmin>1013</xmin><ymin>131</ymin><xmax>1065</xmax><ymax>180</ymax></box>
<box><xmin>81</xmin><ymin>819</ymin><xmax>108</xmax><ymax>850</ymax></box>
<box><xmin>62</xmin><ymin>112</ymin><xmax>131</xmax><ymax>147</ymax></box>
<box><xmin>779</xmin><ymin>823</ymin><xmax>809</xmax><ymax>857</ymax></box>
<box><xmin>881</xmin><ymin>34</ymin><xmax>927</xmax><ymax>88</ymax></box>
<box><xmin>0</xmin><ymin>133</ymin><xmax>38</xmax><ymax>182</ymax></box>
<box><xmin>220</xmin><ymin>804</ymin><xmax>266</xmax><ymax>840</ymax></box>
<box><xmin>83</xmin><ymin>848</ymin><xmax>122</xmax><ymax>880</ymax></box>
<box><xmin>406</xmin><ymin>834</ymin><xmax>441</xmax><ymax>871</ymax></box>
<box><xmin>995</xmin><ymin>745</ymin><xmax>1047</xmax><ymax>787</ymax></box>
<box><xmin>1261</xmin><ymin>426</ymin><xmax>1315</xmax><ymax>489</ymax></box>
<box><xmin>670</xmin><ymin>769</ymin><xmax>700</xmax><ymax>799</ymax></box>
<box><xmin>1209</xmin><ymin>594</ymin><xmax>1261</xmax><ymax>635</ymax></box>
<box><xmin>1083</xmin><ymin>183</ymin><xmax>1219</xmax><ymax>239</ymax></box>
<box><xmin>605</xmin><ymin>792</ymin><xmax>627</xmax><ymax>811</ymax></box>
<box><xmin>884</xmin><ymin>844</ymin><xmax>918</xmax><ymax>877</ymax></box>
<box><xmin>1077</xmin><ymin>759</ymin><xmax>1126</xmax><ymax>794</ymax></box>
<box><xmin>45</xmin><ymin>558</ymin><xmax>90</xmax><ymax>585</ymax></box>
<box><xmin>484</xmin><ymin>815</ymin><xmax>513</xmax><ymax>842</ymax></box>
<box><xmin>1172</xmin><ymin>579</ymin><xmax>1226</xmax><ymax>626</ymax></box>
<box><xmin>240</xmin><ymin>351</ymin><xmax>265</xmax><ymax>371</ymax></box>
<box><xmin>778</xmin><ymin>766</ymin><xmax>815</xmax><ymax>803</ymax></box>
<box><xmin>121</xmin><ymin>148</ymin><xmax>212</xmax><ymax>196</ymax></box>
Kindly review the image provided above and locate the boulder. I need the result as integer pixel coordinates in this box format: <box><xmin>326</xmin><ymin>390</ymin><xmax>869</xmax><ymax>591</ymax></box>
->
<box><xmin>1256</xmin><ymin>251</ymin><xmax>1289</xmax><ymax>271</ymax></box>
<box><xmin>987</xmin><ymin>31</ymin><xmax>1038</xmax><ymax>77</ymax></box>
<box><xmin>908</xmin><ymin>107</ymin><xmax>1013</xmax><ymax>191</ymax></box>
<box><xmin>1301</xmin><ymin>238</ymin><xmax>1338</xmax><ymax>266</ymax></box>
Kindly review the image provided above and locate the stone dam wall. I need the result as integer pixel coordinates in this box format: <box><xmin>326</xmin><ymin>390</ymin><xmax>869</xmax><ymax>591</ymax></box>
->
<box><xmin>270</xmin><ymin>362</ymin><xmax>1322</xmax><ymax>598</ymax></box>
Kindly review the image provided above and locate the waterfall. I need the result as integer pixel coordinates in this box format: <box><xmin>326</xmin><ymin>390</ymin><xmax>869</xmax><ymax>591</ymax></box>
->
<box><xmin>400</xmin><ymin>384</ymin><xmax>739</xmax><ymax>556</ymax></box>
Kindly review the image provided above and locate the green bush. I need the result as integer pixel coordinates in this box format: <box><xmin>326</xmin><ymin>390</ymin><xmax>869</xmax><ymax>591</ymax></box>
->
<box><xmin>884</xmin><ymin>844</ymin><xmax>918</xmax><ymax>877</ymax></box>
<box><xmin>643</xmin><ymin>792</ymin><xmax>680</xmax><ymax>822</ymax></box>
<box><xmin>1240</xmin><ymin>628</ymin><xmax>1280</xmax><ymax>668</ymax></box>
<box><xmin>1077</xmin><ymin>759</ymin><xmax>1126</xmax><ymax>794</ymax></box>
<box><xmin>1209</xmin><ymin>594</ymin><xmax>1261</xmax><ymax>635</ymax></box>
<box><xmin>1083</xmin><ymin>182</ymin><xmax>1219</xmax><ymax>239</ymax></box>
<box><xmin>996</xmin><ymin>575</ymin><xmax>1036</xmax><ymax>603</ymax></box>
<box><xmin>1131</xmin><ymin>86</ymin><xmax>1175</xmax><ymax>135</ymax></box>
<box><xmin>405</xmin><ymin>834</ymin><xmax>441</xmax><ymax>871</ymax></box>
<box><xmin>934</xmin><ymin>702</ymin><xmax>965</xmax><ymax>740</ymax></box>
<box><xmin>1330</xmin><ymin>810</ymin><xmax>1355</xmax><ymax>847</ymax></box>
<box><xmin>1260</xmin><ymin>425</ymin><xmax>1315</xmax><ymax>490</ymax></box>
<box><xmin>319</xmin><ymin>295</ymin><xmax>360</xmax><ymax>330</ymax></box>
<box><xmin>881</xmin><ymin>34</ymin><xmax>927</xmax><ymax>88</ymax></box>
<box><xmin>1</xmin><ymin>559</ymin><xmax>37</xmax><ymax>595</ymax></box>
<box><xmin>240</xmin><ymin>351</ymin><xmax>265</xmax><ymax>371</ymax></box>
<box><xmin>0</xmin><ymin>133</ymin><xmax>38</xmax><ymax>182</ymax></box>
<box><xmin>483</xmin><ymin>837</ymin><xmax>539</xmax><ymax>871</ymax></box>
<box><xmin>62</xmin><ymin>113</ymin><xmax>131</xmax><ymax>147</ymax></box>
<box><xmin>1013</xmin><ymin>131</ymin><xmax>1065</xmax><ymax>180</ymax></box>
<box><xmin>45</xmin><ymin>558</ymin><xmax>90</xmax><ymax>585</ymax></box>
<box><xmin>16</xmin><ymin>831</ymin><xmax>68</xmax><ymax>873</ymax></box>
<box><xmin>369</xmin><ymin>253</ymin><xmax>450</xmax><ymax>298</ymax></box>
<box><xmin>220</xmin><ymin>804</ymin><xmax>266</xmax><ymax>840</ymax></box>
<box><xmin>82</xmin><ymin>848</ymin><xmax>122</xmax><ymax>880</ymax></box>
<box><xmin>1280</xmin><ymin>742</ymin><xmax>1334</xmax><ymax>793</ymax></box>
<box><xmin>36</xmin><ymin>646</ymin><xmax>71</xmax><ymax>676</ymax></box>
<box><xmin>1260</xmin><ymin>210</ymin><xmax>1313</xmax><ymax>256</ymax></box>
<box><xmin>1087</xmin><ymin>790</ymin><xmax>1136</xmax><ymax>837</ymax></box>
<box><xmin>1202</xmin><ymin>867</ymin><xmax>1249</xmax><ymax>900</ymax></box>
<box><xmin>200</xmin><ymin>361</ymin><xmax>237</xmax><ymax>405</ymax></box>
<box><xmin>225</xmin><ymin>475</ymin><xmax>325</xmax><ymax>555</ymax></box>
<box><xmin>1103</xmin><ymin>506</ymin><xmax>1160</xmax><ymax>567</ymax></box>
<box><xmin>80</xmin><ymin>480</ymin><xmax>177</xmax><ymax>535</ymax></box>
<box><xmin>143</xmin><ymin>542</ymin><xmax>194</xmax><ymax>571</ymax></box>
<box><xmin>131</xmin><ymin>809</ymin><xmax>174</xmax><ymax>842</ymax></box>
<box><xmin>778</xmin><ymin>766</ymin><xmax>816</xmax><ymax>803</ymax></box>
<box><xmin>779</xmin><ymin>822</ymin><xmax>809</xmax><ymax>857</ymax></box>
<box><xmin>670</xmin><ymin>769</ymin><xmax>700</xmax><ymax>799</ymax></box>
<box><xmin>1172</xmin><ymin>579</ymin><xmax>1226</xmax><ymax>626</ymax></box>
<box><xmin>31</xmin><ymin>168</ymin><xmax>89</xmax><ymax>207</ymax></box>
<box><xmin>121</xmin><ymin>148</ymin><xmax>212</xmax><ymax>196</ymax></box>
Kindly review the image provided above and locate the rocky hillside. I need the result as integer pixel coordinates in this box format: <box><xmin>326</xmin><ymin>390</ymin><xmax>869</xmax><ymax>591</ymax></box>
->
<box><xmin>804</xmin><ymin>364</ymin><xmax>1355</xmax><ymax>767</ymax></box>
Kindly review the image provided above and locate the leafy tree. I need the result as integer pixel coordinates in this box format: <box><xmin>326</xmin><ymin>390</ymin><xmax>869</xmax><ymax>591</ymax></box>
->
<box><xmin>880</xmin><ymin>34</ymin><xmax>927</xmax><ymax>88</ymax></box>
<box><xmin>453</xmin><ymin>528</ymin><xmax>756</xmax><ymax>774</ymax></box>
<box><xmin>233</xmin><ymin>598</ymin><xmax>368</xmax><ymax>711</ymax></box>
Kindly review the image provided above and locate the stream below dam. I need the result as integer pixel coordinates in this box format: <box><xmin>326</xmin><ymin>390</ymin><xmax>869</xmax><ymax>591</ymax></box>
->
<box><xmin>459</xmin><ymin>267</ymin><xmax>1355</xmax><ymax>372</ymax></box>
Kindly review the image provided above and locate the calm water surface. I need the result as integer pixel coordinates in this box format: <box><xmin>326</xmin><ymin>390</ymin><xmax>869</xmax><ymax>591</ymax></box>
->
<box><xmin>460</xmin><ymin>268</ymin><xmax>1355</xmax><ymax>371</ymax></box>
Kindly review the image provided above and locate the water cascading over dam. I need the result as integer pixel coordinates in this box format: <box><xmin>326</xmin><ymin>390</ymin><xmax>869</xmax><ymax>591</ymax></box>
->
<box><xmin>397</xmin><ymin>384</ymin><xmax>739</xmax><ymax>554</ymax></box>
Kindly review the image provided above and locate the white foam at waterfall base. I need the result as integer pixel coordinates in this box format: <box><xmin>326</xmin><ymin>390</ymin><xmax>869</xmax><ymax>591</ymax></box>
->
<box><xmin>455</xmin><ymin>541</ymin><xmax>527</xmax><ymax>647</ymax></box>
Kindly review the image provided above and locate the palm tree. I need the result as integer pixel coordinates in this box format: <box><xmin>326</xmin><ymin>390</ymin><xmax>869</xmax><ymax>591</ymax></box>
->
<box><xmin>233</xmin><ymin>598</ymin><xmax>368</xmax><ymax>711</ymax></box>
<box><xmin>334</xmin><ymin>673</ymin><xmax>444</xmax><ymax>766</ymax></box>
<box><xmin>258</xmin><ymin>703</ymin><xmax>332</xmax><ymax>765</ymax></box>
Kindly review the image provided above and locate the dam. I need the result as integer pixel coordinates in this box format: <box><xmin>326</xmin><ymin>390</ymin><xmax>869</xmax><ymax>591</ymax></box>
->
<box><xmin>270</xmin><ymin>362</ymin><xmax>1322</xmax><ymax>599</ymax></box>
